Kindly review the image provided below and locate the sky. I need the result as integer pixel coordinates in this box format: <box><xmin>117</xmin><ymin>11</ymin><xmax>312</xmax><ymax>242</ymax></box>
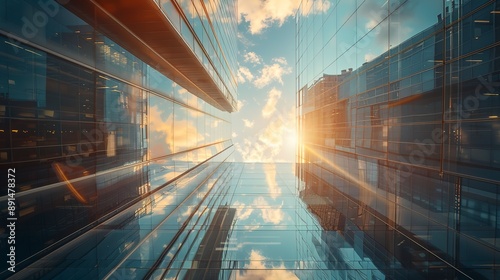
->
<box><xmin>232</xmin><ymin>0</ymin><xmax>329</xmax><ymax>163</ymax></box>
<box><xmin>231</xmin><ymin>0</ymin><xmax>441</xmax><ymax>163</ymax></box>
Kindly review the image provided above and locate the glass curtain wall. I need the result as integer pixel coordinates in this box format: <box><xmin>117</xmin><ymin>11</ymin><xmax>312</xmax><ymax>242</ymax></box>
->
<box><xmin>296</xmin><ymin>0</ymin><xmax>500</xmax><ymax>279</ymax></box>
<box><xmin>0</xmin><ymin>0</ymin><xmax>235</xmax><ymax>274</ymax></box>
<box><xmin>160</xmin><ymin>0</ymin><xmax>239</xmax><ymax>109</ymax></box>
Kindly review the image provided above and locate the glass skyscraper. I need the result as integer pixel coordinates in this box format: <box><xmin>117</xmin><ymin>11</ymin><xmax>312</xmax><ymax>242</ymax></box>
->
<box><xmin>297</xmin><ymin>0</ymin><xmax>500</xmax><ymax>279</ymax></box>
<box><xmin>0</xmin><ymin>0</ymin><xmax>237</xmax><ymax>278</ymax></box>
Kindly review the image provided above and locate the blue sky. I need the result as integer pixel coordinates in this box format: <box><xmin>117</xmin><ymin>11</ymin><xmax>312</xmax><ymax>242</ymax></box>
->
<box><xmin>232</xmin><ymin>7</ymin><xmax>295</xmax><ymax>162</ymax></box>
<box><xmin>232</xmin><ymin>0</ymin><xmax>331</xmax><ymax>162</ymax></box>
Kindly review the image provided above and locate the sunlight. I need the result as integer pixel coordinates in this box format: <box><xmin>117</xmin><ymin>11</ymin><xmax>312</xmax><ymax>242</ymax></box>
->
<box><xmin>284</xmin><ymin>125</ymin><xmax>297</xmax><ymax>151</ymax></box>
<box><xmin>303</xmin><ymin>144</ymin><xmax>377</xmax><ymax>196</ymax></box>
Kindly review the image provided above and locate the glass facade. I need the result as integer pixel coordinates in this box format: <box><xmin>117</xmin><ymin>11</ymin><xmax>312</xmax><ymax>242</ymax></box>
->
<box><xmin>157</xmin><ymin>0</ymin><xmax>238</xmax><ymax>108</ymax></box>
<box><xmin>297</xmin><ymin>0</ymin><xmax>500</xmax><ymax>279</ymax></box>
<box><xmin>0</xmin><ymin>0</ymin><xmax>235</xmax><ymax>276</ymax></box>
<box><xmin>7</xmin><ymin>163</ymin><xmax>392</xmax><ymax>280</ymax></box>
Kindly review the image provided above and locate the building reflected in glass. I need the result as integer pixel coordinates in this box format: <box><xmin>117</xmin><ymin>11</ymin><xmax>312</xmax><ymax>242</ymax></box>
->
<box><xmin>297</xmin><ymin>0</ymin><xmax>500</xmax><ymax>279</ymax></box>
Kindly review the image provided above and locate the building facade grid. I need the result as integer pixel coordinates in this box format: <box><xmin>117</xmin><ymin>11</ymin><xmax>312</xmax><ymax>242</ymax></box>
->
<box><xmin>297</xmin><ymin>1</ymin><xmax>500</xmax><ymax>279</ymax></box>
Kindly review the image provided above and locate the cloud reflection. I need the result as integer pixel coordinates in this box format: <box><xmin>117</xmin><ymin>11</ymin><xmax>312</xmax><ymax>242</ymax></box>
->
<box><xmin>236</xmin><ymin>250</ymin><xmax>299</xmax><ymax>280</ymax></box>
<box><xmin>264</xmin><ymin>163</ymin><xmax>281</xmax><ymax>199</ymax></box>
<box><xmin>234</xmin><ymin>201</ymin><xmax>254</xmax><ymax>221</ymax></box>
<box><xmin>149</xmin><ymin>105</ymin><xmax>205</xmax><ymax>156</ymax></box>
<box><xmin>149</xmin><ymin>105</ymin><xmax>173</xmax><ymax>158</ymax></box>
<box><xmin>254</xmin><ymin>197</ymin><xmax>284</xmax><ymax>225</ymax></box>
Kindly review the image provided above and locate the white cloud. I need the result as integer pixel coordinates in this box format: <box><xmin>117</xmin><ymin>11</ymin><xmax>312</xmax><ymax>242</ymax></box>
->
<box><xmin>262</xmin><ymin>88</ymin><xmax>281</xmax><ymax>118</ymax></box>
<box><xmin>261</xmin><ymin>206</ymin><xmax>284</xmax><ymax>225</ymax></box>
<box><xmin>234</xmin><ymin>132</ymin><xmax>280</xmax><ymax>162</ymax></box>
<box><xmin>364</xmin><ymin>53</ymin><xmax>376</xmax><ymax>63</ymax></box>
<box><xmin>177</xmin><ymin>205</ymin><xmax>196</xmax><ymax>223</ymax></box>
<box><xmin>180</xmin><ymin>0</ymin><xmax>225</xmax><ymax>21</ymax></box>
<box><xmin>236</xmin><ymin>250</ymin><xmax>298</xmax><ymax>280</ymax></box>
<box><xmin>243</xmin><ymin>119</ymin><xmax>254</xmax><ymax>128</ymax></box>
<box><xmin>233</xmin><ymin>201</ymin><xmax>254</xmax><ymax>221</ymax></box>
<box><xmin>300</xmin><ymin>0</ymin><xmax>331</xmax><ymax>16</ymax></box>
<box><xmin>357</xmin><ymin>0</ymin><xmax>429</xmax><ymax>52</ymax></box>
<box><xmin>238</xmin><ymin>32</ymin><xmax>255</xmax><ymax>47</ymax></box>
<box><xmin>237</xmin><ymin>100</ymin><xmax>245</xmax><ymax>111</ymax></box>
<box><xmin>239</xmin><ymin>55</ymin><xmax>291</xmax><ymax>88</ymax></box>
<box><xmin>237</xmin><ymin>66</ymin><xmax>254</xmax><ymax>84</ymax></box>
<box><xmin>238</xmin><ymin>207</ymin><xmax>253</xmax><ymax>221</ymax></box>
<box><xmin>253</xmin><ymin>61</ymin><xmax>291</xmax><ymax>88</ymax></box>
<box><xmin>258</xmin><ymin>121</ymin><xmax>283</xmax><ymax>149</ymax></box>
<box><xmin>238</xmin><ymin>0</ymin><xmax>331</xmax><ymax>34</ymax></box>
<box><xmin>253</xmin><ymin>196</ymin><xmax>284</xmax><ymax>225</ymax></box>
<box><xmin>234</xmin><ymin>109</ymin><xmax>295</xmax><ymax>163</ymax></box>
<box><xmin>272</xmin><ymin>57</ymin><xmax>287</xmax><ymax>65</ymax></box>
<box><xmin>149</xmin><ymin>105</ymin><xmax>205</xmax><ymax>156</ymax></box>
<box><xmin>264</xmin><ymin>163</ymin><xmax>281</xmax><ymax>199</ymax></box>
<box><xmin>243</xmin><ymin>225</ymin><xmax>260</xmax><ymax>231</ymax></box>
<box><xmin>239</xmin><ymin>210</ymin><xmax>253</xmax><ymax>221</ymax></box>
<box><xmin>244</xmin><ymin>51</ymin><xmax>262</xmax><ymax>65</ymax></box>
<box><xmin>235</xmin><ymin>139</ymin><xmax>269</xmax><ymax>162</ymax></box>
<box><xmin>149</xmin><ymin>106</ymin><xmax>173</xmax><ymax>158</ymax></box>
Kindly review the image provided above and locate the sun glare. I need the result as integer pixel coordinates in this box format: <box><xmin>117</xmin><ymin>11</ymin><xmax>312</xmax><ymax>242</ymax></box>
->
<box><xmin>284</xmin><ymin>126</ymin><xmax>297</xmax><ymax>150</ymax></box>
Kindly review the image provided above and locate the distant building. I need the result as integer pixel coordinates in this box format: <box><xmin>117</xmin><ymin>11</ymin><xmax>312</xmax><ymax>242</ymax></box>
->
<box><xmin>184</xmin><ymin>206</ymin><xmax>236</xmax><ymax>280</ymax></box>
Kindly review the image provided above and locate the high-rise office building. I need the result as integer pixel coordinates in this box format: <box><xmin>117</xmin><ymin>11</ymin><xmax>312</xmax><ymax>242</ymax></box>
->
<box><xmin>0</xmin><ymin>0</ymin><xmax>237</xmax><ymax>277</ymax></box>
<box><xmin>297</xmin><ymin>0</ymin><xmax>500</xmax><ymax>279</ymax></box>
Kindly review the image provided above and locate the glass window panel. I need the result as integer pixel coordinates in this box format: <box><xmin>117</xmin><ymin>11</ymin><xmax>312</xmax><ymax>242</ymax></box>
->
<box><xmin>149</xmin><ymin>94</ymin><xmax>173</xmax><ymax>158</ymax></box>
